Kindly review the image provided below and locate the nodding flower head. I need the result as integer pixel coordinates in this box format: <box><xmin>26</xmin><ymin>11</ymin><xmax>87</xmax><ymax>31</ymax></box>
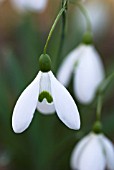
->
<box><xmin>70</xmin><ymin>132</ymin><xmax>114</xmax><ymax>170</ymax></box>
<box><xmin>12</xmin><ymin>54</ymin><xmax>80</xmax><ymax>133</ymax></box>
<box><xmin>57</xmin><ymin>44</ymin><xmax>105</xmax><ymax>104</ymax></box>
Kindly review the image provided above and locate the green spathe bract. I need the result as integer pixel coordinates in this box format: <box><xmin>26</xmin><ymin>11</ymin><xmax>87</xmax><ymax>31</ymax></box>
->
<box><xmin>82</xmin><ymin>32</ymin><xmax>93</xmax><ymax>45</ymax></box>
<box><xmin>38</xmin><ymin>91</ymin><xmax>53</xmax><ymax>103</ymax></box>
<box><xmin>39</xmin><ymin>54</ymin><xmax>51</xmax><ymax>72</ymax></box>
<box><xmin>93</xmin><ymin>121</ymin><xmax>102</xmax><ymax>134</ymax></box>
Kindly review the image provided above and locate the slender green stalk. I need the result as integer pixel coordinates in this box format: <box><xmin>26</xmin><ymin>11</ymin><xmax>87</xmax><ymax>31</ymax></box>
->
<box><xmin>98</xmin><ymin>72</ymin><xmax>114</xmax><ymax>94</ymax></box>
<box><xmin>96</xmin><ymin>94</ymin><xmax>103</xmax><ymax>121</ymax></box>
<box><xmin>96</xmin><ymin>71</ymin><xmax>114</xmax><ymax>121</ymax></box>
<box><xmin>71</xmin><ymin>0</ymin><xmax>92</xmax><ymax>33</ymax></box>
<box><xmin>56</xmin><ymin>0</ymin><xmax>68</xmax><ymax>69</ymax></box>
<box><xmin>92</xmin><ymin>92</ymin><xmax>103</xmax><ymax>134</ymax></box>
<box><xmin>43</xmin><ymin>1</ymin><xmax>68</xmax><ymax>54</ymax></box>
<box><xmin>61</xmin><ymin>0</ymin><xmax>67</xmax><ymax>48</ymax></box>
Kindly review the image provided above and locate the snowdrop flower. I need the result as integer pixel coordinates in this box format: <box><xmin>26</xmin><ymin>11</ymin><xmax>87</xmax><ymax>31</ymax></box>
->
<box><xmin>57</xmin><ymin>43</ymin><xmax>105</xmax><ymax>104</ymax></box>
<box><xmin>70</xmin><ymin>132</ymin><xmax>114</xmax><ymax>170</ymax></box>
<box><xmin>12</xmin><ymin>54</ymin><xmax>80</xmax><ymax>133</ymax></box>
<box><xmin>10</xmin><ymin>0</ymin><xmax>48</xmax><ymax>12</ymax></box>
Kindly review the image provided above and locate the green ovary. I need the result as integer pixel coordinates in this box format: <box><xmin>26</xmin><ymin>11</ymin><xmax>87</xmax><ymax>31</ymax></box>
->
<box><xmin>38</xmin><ymin>91</ymin><xmax>53</xmax><ymax>103</ymax></box>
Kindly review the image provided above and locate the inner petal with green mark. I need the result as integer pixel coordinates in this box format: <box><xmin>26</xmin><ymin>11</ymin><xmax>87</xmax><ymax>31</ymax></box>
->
<box><xmin>38</xmin><ymin>91</ymin><xmax>53</xmax><ymax>103</ymax></box>
<box><xmin>37</xmin><ymin>72</ymin><xmax>55</xmax><ymax>114</ymax></box>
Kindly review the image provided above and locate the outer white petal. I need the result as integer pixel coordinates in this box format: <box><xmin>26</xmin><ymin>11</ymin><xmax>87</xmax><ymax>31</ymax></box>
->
<box><xmin>74</xmin><ymin>45</ymin><xmax>105</xmax><ymax>104</ymax></box>
<box><xmin>49</xmin><ymin>71</ymin><xmax>80</xmax><ymax>130</ymax></box>
<box><xmin>57</xmin><ymin>45</ymin><xmax>85</xmax><ymax>87</ymax></box>
<box><xmin>37</xmin><ymin>99</ymin><xmax>55</xmax><ymax>114</ymax></box>
<box><xmin>101</xmin><ymin>135</ymin><xmax>114</xmax><ymax>170</ymax></box>
<box><xmin>77</xmin><ymin>133</ymin><xmax>106</xmax><ymax>170</ymax></box>
<box><xmin>26</xmin><ymin>0</ymin><xmax>48</xmax><ymax>12</ymax></box>
<box><xmin>70</xmin><ymin>133</ymin><xmax>91</xmax><ymax>170</ymax></box>
<box><xmin>12</xmin><ymin>72</ymin><xmax>41</xmax><ymax>133</ymax></box>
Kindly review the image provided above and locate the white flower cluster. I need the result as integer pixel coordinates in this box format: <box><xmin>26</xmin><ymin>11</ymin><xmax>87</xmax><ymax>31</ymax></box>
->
<box><xmin>12</xmin><ymin>44</ymin><xmax>104</xmax><ymax>133</ymax></box>
<box><xmin>10</xmin><ymin>1</ymin><xmax>114</xmax><ymax>169</ymax></box>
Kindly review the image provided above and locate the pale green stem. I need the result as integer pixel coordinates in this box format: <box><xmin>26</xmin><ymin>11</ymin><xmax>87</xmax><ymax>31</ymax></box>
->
<box><xmin>71</xmin><ymin>0</ymin><xmax>92</xmax><ymax>33</ymax></box>
<box><xmin>98</xmin><ymin>72</ymin><xmax>114</xmax><ymax>94</ymax></box>
<box><xmin>96</xmin><ymin>71</ymin><xmax>114</xmax><ymax>121</ymax></box>
<box><xmin>96</xmin><ymin>94</ymin><xmax>103</xmax><ymax>121</ymax></box>
<box><xmin>56</xmin><ymin>0</ymin><xmax>68</xmax><ymax>69</ymax></box>
<box><xmin>43</xmin><ymin>1</ymin><xmax>67</xmax><ymax>54</ymax></box>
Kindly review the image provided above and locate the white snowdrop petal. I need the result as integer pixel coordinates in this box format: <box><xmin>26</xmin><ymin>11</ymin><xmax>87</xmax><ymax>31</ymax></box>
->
<box><xmin>70</xmin><ymin>133</ymin><xmax>91</xmax><ymax>169</ymax></box>
<box><xmin>26</xmin><ymin>0</ymin><xmax>48</xmax><ymax>12</ymax></box>
<box><xmin>74</xmin><ymin>45</ymin><xmax>104</xmax><ymax>104</ymax></box>
<box><xmin>101</xmin><ymin>135</ymin><xmax>114</xmax><ymax>170</ymax></box>
<box><xmin>78</xmin><ymin>133</ymin><xmax>106</xmax><ymax>170</ymax></box>
<box><xmin>57</xmin><ymin>45</ymin><xmax>85</xmax><ymax>87</ymax></box>
<box><xmin>49</xmin><ymin>71</ymin><xmax>80</xmax><ymax>130</ymax></box>
<box><xmin>37</xmin><ymin>99</ymin><xmax>55</xmax><ymax>114</ymax></box>
<box><xmin>39</xmin><ymin>72</ymin><xmax>51</xmax><ymax>93</ymax></box>
<box><xmin>12</xmin><ymin>72</ymin><xmax>41</xmax><ymax>133</ymax></box>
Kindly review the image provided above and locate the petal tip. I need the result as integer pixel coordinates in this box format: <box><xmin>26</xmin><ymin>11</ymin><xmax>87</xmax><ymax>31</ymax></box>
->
<box><xmin>12</xmin><ymin>124</ymin><xmax>23</xmax><ymax>134</ymax></box>
<box><xmin>12</xmin><ymin>119</ymin><xmax>25</xmax><ymax>133</ymax></box>
<box><xmin>12</xmin><ymin>115</ymin><xmax>28</xmax><ymax>134</ymax></box>
<box><xmin>77</xmin><ymin>122</ymin><xmax>81</xmax><ymax>130</ymax></box>
<box><xmin>73</xmin><ymin>120</ymin><xmax>81</xmax><ymax>130</ymax></box>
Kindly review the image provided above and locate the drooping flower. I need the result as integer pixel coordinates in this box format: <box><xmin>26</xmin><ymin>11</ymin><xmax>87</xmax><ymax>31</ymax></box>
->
<box><xmin>10</xmin><ymin>0</ymin><xmax>48</xmax><ymax>12</ymax></box>
<box><xmin>12</xmin><ymin>54</ymin><xmax>80</xmax><ymax>133</ymax></box>
<box><xmin>70</xmin><ymin>132</ymin><xmax>114</xmax><ymax>170</ymax></box>
<box><xmin>57</xmin><ymin>43</ymin><xmax>105</xmax><ymax>104</ymax></box>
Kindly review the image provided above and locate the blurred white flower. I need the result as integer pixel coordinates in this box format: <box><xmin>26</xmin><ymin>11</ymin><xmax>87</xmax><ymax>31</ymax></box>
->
<box><xmin>70</xmin><ymin>132</ymin><xmax>114</xmax><ymax>170</ymax></box>
<box><xmin>12</xmin><ymin>70</ymin><xmax>80</xmax><ymax>133</ymax></box>
<box><xmin>57</xmin><ymin>44</ymin><xmax>105</xmax><ymax>104</ymax></box>
<box><xmin>10</xmin><ymin>0</ymin><xmax>48</xmax><ymax>12</ymax></box>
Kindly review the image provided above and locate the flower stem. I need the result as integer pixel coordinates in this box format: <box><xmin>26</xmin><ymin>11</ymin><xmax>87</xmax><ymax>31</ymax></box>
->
<box><xmin>96</xmin><ymin>93</ymin><xmax>103</xmax><ymax>121</ymax></box>
<box><xmin>96</xmin><ymin>71</ymin><xmax>114</xmax><ymax>121</ymax></box>
<box><xmin>71</xmin><ymin>0</ymin><xmax>92</xmax><ymax>33</ymax></box>
<box><xmin>93</xmin><ymin>90</ymin><xmax>103</xmax><ymax>134</ymax></box>
<box><xmin>56</xmin><ymin>0</ymin><xmax>68</xmax><ymax>69</ymax></box>
<box><xmin>43</xmin><ymin>1</ymin><xmax>68</xmax><ymax>54</ymax></box>
<box><xmin>98</xmin><ymin>72</ymin><xmax>114</xmax><ymax>94</ymax></box>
